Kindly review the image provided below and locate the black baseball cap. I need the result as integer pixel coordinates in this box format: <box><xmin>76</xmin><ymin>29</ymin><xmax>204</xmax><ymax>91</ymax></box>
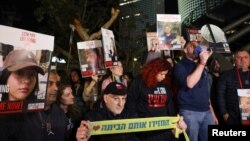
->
<box><xmin>103</xmin><ymin>82</ymin><xmax>127</xmax><ymax>95</ymax></box>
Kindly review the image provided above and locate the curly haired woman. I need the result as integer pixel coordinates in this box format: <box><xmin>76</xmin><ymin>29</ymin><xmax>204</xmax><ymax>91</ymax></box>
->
<box><xmin>127</xmin><ymin>58</ymin><xmax>186</xmax><ymax>141</ymax></box>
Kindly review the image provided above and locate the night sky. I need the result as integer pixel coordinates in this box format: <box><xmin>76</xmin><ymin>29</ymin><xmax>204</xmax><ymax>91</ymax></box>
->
<box><xmin>0</xmin><ymin>0</ymin><xmax>39</xmax><ymax>31</ymax></box>
<box><xmin>165</xmin><ymin>0</ymin><xmax>178</xmax><ymax>14</ymax></box>
<box><xmin>1</xmin><ymin>0</ymin><xmax>179</xmax><ymax>29</ymax></box>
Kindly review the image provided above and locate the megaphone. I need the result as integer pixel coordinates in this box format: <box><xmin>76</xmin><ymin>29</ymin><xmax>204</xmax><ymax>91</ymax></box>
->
<box><xmin>200</xmin><ymin>24</ymin><xmax>227</xmax><ymax>43</ymax></box>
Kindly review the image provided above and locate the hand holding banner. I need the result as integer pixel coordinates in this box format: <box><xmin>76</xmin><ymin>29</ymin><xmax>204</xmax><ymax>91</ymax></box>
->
<box><xmin>88</xmin><ymin>116</ymin><xmax>189</xmax><ymax>141</ymax></box>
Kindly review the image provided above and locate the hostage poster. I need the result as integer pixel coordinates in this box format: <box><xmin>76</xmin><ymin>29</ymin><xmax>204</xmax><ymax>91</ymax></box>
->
<box><xmin>146</xmin><ymin>32</ymin><xmax>160</xmax><ymax>53</ymax></box>
<box><xmin>0</xmin><ymin>25</ymin><xmax>54</xmax><ymax>114</ymax></box>
<box><xmin>77</xmin><ymin>40</ymin><xmax>106</xmax><ymax>78</ymax></box>
<box><xmin>156</xmin><ymin>14</ymin><xmax>182</xmax><ymax>50</ymax></box>
<box><xmin>237</xmin><ymin>89</ymin><xmax>250</xmax><ymax>125</ymax></box>
<box><xmin>101</xmin><ymin>28</ymin><xmax>118</xmax><ymax>68</ymax></box>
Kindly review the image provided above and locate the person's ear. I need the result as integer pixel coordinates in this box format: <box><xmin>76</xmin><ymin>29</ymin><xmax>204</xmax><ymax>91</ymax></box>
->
<box><xmin>103</xmin><ymin>95</ymin><xmax>108</xmax><ymax>103</ymax></box>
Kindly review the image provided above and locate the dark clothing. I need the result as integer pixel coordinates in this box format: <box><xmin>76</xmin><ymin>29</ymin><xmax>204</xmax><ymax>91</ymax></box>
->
<box><xmin>0</xmin><ymin>104</ymin><xmax>68</xmax><ymax>141</ymax></box>
<box><xmin>65</xmin><ymin>111</ymin><xmax>81</xmax><ymax>141</ymax></box>
<box><xmin>85</xmin><ymin>101</ymin><xmax>139</xmax><ymax>141</ymax></box>
<box><xmin>208</xmin><ymin>73</ymin><xmax>224</xmax><ymax>124</ymax></box>
<box><xmin>217</xmin><ymin>68</ymin><xmax>250</xmax><ymax>124</ymax></box>
<box><xmin>0</xmin><ymin>114</ymin><xmax>23</xmax><ymax>141</ymax></box>
<box><xmin>174</xmin><ymin>58</ymin><xmax>210</xmax><ymax>111</ymax></box>
<box><xmin>163</xmin><ymin>33</ymin><xmax>176</xmax><ymax>44</ymax></box>
<box><xmin>127</xmin><ymin>76</ymin><xmax>177</xmax><ymax>141</ymax></box>
<box><xmin>72</xmin><ymin>82</ymin><xmax>88</xmax><ymax>116</ymax></box>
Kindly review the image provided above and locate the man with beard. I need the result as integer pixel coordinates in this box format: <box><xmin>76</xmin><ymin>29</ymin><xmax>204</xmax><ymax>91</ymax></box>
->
<box><xmin>174</xmin><ymin>41</ymin><xmax>217</xmax><ymax>141</ymax></box>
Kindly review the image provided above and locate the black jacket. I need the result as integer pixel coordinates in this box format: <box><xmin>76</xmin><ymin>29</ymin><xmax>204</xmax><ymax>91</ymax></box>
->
<box><xmin>0</xmin><ymin>104</ymin><xmax>68</xmax><ymax>141</ymax></box>
<box><xmin>85</xmin><ymin>101</ymin><xmax>140</xmax><ymax>141</ymax></box>
<box><xmin>217</xmin><ymin>68</ymin><xmax>242</xmax><ymax>124</ymax></box>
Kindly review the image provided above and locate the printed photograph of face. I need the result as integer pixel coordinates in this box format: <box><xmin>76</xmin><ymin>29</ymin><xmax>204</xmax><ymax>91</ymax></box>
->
<box><xmin>84</xmin><ymin>49</ymin><xmax>98</xmax><ymax>69</ymax></box>
<box><xmin>79</xmin><ymin>47</ymin><xmax>105</xmax><ymax>74</ymax></box>
<box><xmin>0</xmin><ymin>49</ymin><xmax>44</xmax><ymax>101</ymax></box>
<box><xmin>157</xmin><ymin>22</ymin><xmax>182</xmax><ymax>50</ymax></box>
<box><xmin>149</xmin><ymin>37</ymin><xmax>159</xmax><ymax>52</ymax></box>
<box><xmin>240</xmin><ymin>97</ymin><xmax>250</xmax><ymax>113</ymax></box>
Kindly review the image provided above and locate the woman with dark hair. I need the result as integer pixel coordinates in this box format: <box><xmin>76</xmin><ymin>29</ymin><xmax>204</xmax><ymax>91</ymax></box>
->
<box><xmin>57</xmin><ymin>83</ymin><xmax>81</xmax><ymax>141</ymax></box>
<box><xmin>70</xmin><ymin>68</ymin><xmax>85</xmax><ymax>97</ymax></box>
<box><xmin>70</xmin><ymin>68</ymin><xmax>87</xmax><ymax>114</ymax></box>
<box><xmin>127</xmin><ymin>58</ymin><xmax>186</xmax><ymax>141</ymax></box>
<box><xmin>0</xmin><ymin>49</ymin><xmax>44</xmax><ymax>101</ymax></box>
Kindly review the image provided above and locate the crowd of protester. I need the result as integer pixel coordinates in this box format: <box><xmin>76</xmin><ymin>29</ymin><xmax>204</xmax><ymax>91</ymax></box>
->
<box><xmin>1</xmin><ymin>38</ymin><xmax>250</xmax><ymax>141</ymax></box>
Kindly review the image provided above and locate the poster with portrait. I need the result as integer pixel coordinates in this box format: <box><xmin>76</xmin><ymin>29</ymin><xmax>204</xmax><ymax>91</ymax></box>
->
<box><xmin>237</xmin><ymin>89</ymin><xmax>250</xmax><ymax>125</ymax></box>
<box><xmin>77</xmin><ymin>40</ymin><xmax>106</xmax><ymax>78</ymax></box>
<box><xmin>186</xmin><ymin>28</ymin><xmax>202</xmax><ymax>42</ymax></box>
<box><xmin>146</xmin><ymin>32</ymin><xmax>160</xmax><ymax>52</ymax></box>
<box><xmin>0</xmin><ymin>25</ymin><xmax>54</xmax><ymax>114</ymax></box>
<box><xmin>156</xmin><ymin>14</ymin><xmax>182</xmax><ymax>50</ymax></box>
<box><xmin>101</xmin><ymin>28</ymin><xmax>118</xmax><ymax>68</ymax></box>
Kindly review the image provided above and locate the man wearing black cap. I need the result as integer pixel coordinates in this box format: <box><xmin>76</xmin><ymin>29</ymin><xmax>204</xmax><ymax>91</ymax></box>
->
<box><xmin>76</xmin><ymin>82</ymin><xmax>139</xmax><ymax>141</ymax></box>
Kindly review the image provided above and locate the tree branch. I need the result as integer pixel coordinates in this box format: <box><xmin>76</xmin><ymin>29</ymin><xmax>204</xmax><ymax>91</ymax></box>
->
<box><xmin>73</xmin><ymin>7</ymin><xmax>120</xmax><ymax>41</ymax></box>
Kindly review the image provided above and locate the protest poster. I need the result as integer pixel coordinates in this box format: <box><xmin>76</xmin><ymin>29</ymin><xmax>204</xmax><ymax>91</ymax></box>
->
<box><xmin>157</xmin><ymin>14</ymin><xmax>182</xmax><ymax>50</ymax></box>
<box><xmin>77</xmin><ymin>40</ymin><xmax>106</xmax><ymax>78</ymax></box>
<box><xmin>0</xmin><ymin>25</ymin><xmax>54</xmax><ymax>114</ymax></box>
<box><xmin>186</xmin><ymin>28</ymin><xmax>202</xmax><ymax>42</ymax></box>
<box><xmin>101</xmin><ymin>28</ymin><xmax>118</xmax><ymax>67</ymax></box>
<box><xmin>146</xmin><ymin>32</ymin><xmax>160</xmax><ymax>52</ymax></box>
<box><xmin>237</xmin><ymin>89</ymin><xmax>250</xmax><ymax>125</ymax></box>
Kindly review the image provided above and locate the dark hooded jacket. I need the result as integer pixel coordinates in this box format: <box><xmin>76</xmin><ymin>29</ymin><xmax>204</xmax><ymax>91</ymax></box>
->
<box><xmin>84</xmin><ymin>100</ymin><xmax>140</xmax><ymax>141</ymax></box>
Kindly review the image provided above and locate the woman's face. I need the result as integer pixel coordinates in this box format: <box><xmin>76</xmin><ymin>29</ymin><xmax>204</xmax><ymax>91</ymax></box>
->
<box><xmin>60</xmin><ymin>86</ymin><xmax>74</xmax><ymax>105</ymax></box>
<box><xmin>7</xmin><ymin>68</ymin><xmax>37</xmax><ymax>101</ymax></box>
<box><xmin>110</xmin><ymin>61</ymin><xmax>123</xmax><ymax>76</ymax></box>
<box><xmin>71</xmin><ymin>71</ymin><xmax>80</xmax><ymax>83</ymax></box>
<box><xmin>156</xmin><ymin>70</ymin><xmax>168</xmax><ymax>82</ymax></box>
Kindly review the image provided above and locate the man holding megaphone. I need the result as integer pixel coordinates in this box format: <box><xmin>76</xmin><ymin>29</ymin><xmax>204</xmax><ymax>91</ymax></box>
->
<box><xmin>174</xmin><ymin>41</ymin><xmax>218</xmax><ymax>141</ymax></box>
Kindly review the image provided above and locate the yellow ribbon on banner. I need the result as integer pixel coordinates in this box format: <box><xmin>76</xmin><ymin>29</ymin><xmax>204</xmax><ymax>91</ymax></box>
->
<box><xmin>89</xmin><ymin>116</ymin><xmax>189</xmax><ymax>141</ymax></box>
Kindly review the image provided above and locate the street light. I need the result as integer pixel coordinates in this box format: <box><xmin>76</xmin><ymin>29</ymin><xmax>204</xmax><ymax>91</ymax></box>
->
<box><xmin>132</xmin><ymin>57</ymin><xmax>138</xmax><ymax>75</ymax></box>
